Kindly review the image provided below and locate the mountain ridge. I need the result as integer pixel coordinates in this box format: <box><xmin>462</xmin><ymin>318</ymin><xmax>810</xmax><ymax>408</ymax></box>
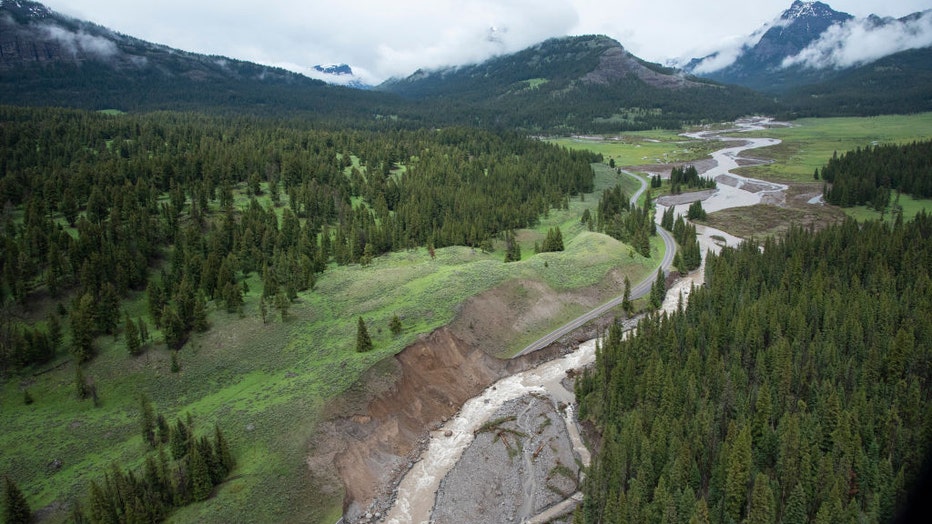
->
<box><xmin>377</xmin><ymin>34</ymin><xmax>775</xmax><ymax>132</ymax></box>
<box><xmin>684</xmin><ymin>0</ymin><xmax>932</xmax><ymax>93</ymax></box>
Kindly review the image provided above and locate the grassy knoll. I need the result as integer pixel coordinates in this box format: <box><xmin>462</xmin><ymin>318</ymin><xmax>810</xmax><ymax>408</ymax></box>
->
<box><xmin>1</xmin><ymin>168</ymin><xmax>663</xmax><ymax>522</ymax></box>
<box><xmin>735</xmin><ymin>113</ymin><xmax>932</xmax><ymax>182</ymax></box>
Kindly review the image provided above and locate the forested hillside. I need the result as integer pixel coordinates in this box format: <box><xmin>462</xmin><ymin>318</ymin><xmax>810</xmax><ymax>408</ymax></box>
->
<box><xmin>0</xmin><ymin>106</ymin><xmax>598</xmax><ymax>371</ymax></box>
<box><xmin>380</xmin><ymin>36</ymin><xmax>778</xmax><ymax>133</ymax></box>
<box><xmin>576</xmin><ymin>215</ymin><xmax>932</xmax><ymax>523</ymax></box>
<box><xmin>777</xmin><ymin>48</ymin><xmax>932</xmax><ymax>119</ymax></box>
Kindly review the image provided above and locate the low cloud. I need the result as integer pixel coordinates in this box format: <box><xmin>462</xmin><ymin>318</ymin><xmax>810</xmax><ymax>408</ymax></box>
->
<box><xmin>41</xmin><ymin>24</ymin><xmax>119</xmax><ymax>58</ymax></box>
<box><xmin>684</xmin><ymin>19</ymin><xmax>787</xmax><ymax>74</ymax></box>
<box><xmin>782</xmin><ymin>11</ymin><xmax>932</xmax><ymax>70</ymax></box>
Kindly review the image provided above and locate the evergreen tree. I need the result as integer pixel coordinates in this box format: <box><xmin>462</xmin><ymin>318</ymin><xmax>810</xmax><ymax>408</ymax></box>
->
<box><xmin>156</xmin><ymin>413</ymin><xmax>171</xmax><ymax>445</ymax></box>
<box><xmin>188</xmin><ymin>443</ymin><xmax>213</xmax><ymax>502</ymax></box>
<box><xmin>137</xmin><ymin>318</ymin><xmax>149</xmax><ymax>346</ymax></box>
<box><xmin>650</xmin><ymin>270</ymin><xmax>666</xmax><ymax>309</ymax></box>
<box><xmin>725</xmin><ymin>425</ymin><xmax>752</xmax><ymax>523</ymax></box>
<box><xmin>687</xmin><ymin>201</ymin><xmax>707</xmax><ymax>221</ymax></box>
<box><xmin>213</xmin><ymin>425</ymin><xmax>234</xmax><ymax>480</ymax></box>
<box><xmin>746</xmin><ymin>473</ymin><xmax>775</xmax><ymax>524</ymax></box>
<box><xmin>124</xmin><ymin>313</ymin><xmax>141</xmax><ymax>356</ymax></box>
<box><xmin>622</xmin><ymin>276</ymin><xmax>633</xmax><ymax>316</ymax></box>
<box><xmin>47</xmin><ymin>313</ymin><xmax>62</xmax><ymax>354</ymax></box>
<box><xmin>356</xmin><ymin>317</ymin><xmax>373</xmax><ymax>352</ymax></box>
<box><xmin>69</xmin><ymin>293</ymin><xmax>97</xmax><ymax>363</ymax></box>
<box><xmin>140</xmin><ymin>393</ymin><xmax>156</xmax><ymax>447</ymax></box>
<box><xmin>504</xmin><ymin>230</ymin><xmax>522</xmax><ymax>263</ymax></box>
<box><xmin>782</xmin><ymin>483</ymin><xmax>808</xmax><ymax>524</ymax></box>
<box><xmin>689</xmin><ymin>497</ymin><xmax>710</xmax><ymax>524</ymax></box>
<box><xmin>170</xmin><ymin>419</ymin><xmax>189</xmax><ymax>460</ymax></box>
<box><xmin>2</xmin><ymin>476</ymin><xmax>31</xmax><ymax>524</ymax></box>
<box><xmin>389</xmin><ymin>314</ymin><xmax>403</xmax><ymax>336</ymax></box>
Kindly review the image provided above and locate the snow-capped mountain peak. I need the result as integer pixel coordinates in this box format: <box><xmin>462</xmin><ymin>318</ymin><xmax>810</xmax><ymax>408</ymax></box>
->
<box><xmin>781</xmin><ymin>1</ymin><xmax>837</xmax><ymax>21</ymax></box>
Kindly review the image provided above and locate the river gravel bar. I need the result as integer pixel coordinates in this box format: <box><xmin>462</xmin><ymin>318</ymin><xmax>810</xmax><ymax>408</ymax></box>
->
<box><xmin>430</xmin><ymin>394</ymin><xmax>581</xmax><ymax>523</ymax></box>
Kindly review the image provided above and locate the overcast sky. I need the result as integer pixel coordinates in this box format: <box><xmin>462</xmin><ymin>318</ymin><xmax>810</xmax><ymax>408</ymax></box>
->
<box><xmin>40</xmin><ymin>0</ymin><xmax>932</xmax><ymax>84</ymax></box>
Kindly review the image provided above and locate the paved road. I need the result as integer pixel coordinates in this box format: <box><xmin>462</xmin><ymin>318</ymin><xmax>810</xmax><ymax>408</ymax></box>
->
<box><xmin>514</xmin><ymin>171</ymin><xmax>675</xmax><ymax>357</ymax></box>
<box><xmin>622</xmin><ymin>168</ymin><xmax>649</xmax><ymax>206</ymax></box>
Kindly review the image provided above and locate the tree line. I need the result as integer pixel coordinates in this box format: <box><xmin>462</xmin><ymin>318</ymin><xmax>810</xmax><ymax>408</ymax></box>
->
<box><xmin>819</xmin><ymin>139</ymin><xmax>932</xmax><ymax>211</ymax></box>
<box><xmin>576</xmin><ymin>214</ymin><xmax>932</xmax><ymax>523</ymax></box>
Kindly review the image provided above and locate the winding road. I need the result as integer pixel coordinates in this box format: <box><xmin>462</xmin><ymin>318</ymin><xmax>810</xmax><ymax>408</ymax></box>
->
<box><xmin>514</xmin><ymin>169</ymin><xmax>675</xmax><ymax>357</ymax></box>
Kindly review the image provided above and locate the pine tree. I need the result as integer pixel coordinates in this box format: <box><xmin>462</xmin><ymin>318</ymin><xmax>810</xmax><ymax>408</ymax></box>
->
<box><xmin>389</xmin><ymin>314</ymin><xmax>403</xmax><ymax>336</ymax></box>
<box><xmin>213</xmin><ymin>424</ymin><xmax>234</xmax><ymax>480</ymax></box>
<box><xmin>47</xmin><ymin>313</ymin><xmax>62</xmax><ymax>353</ymax></box>
<box><xmin>2</xmin><ymin>476</ymin><xmax>31</xmax><ymax>524</ymax></box>
<box><xmin>746</xmin><ymin>473</ymin><xmax>775</xmax><ymax>524</ymax></box>
<box><xmin>356</xmin><ymin>317</ymin><xmax>373</xmax><ymax>352</ymax></box>
<box><xmin>137</xmin><ymin>318</ymin><xmax>149</xmax><ymax>346</ymax></box>
<box><xmin>170</xmin><ymin>419</ymin><xmax>189</xmax><ymax>460</ymax></box>
<box><xmin>188</xmin><ymin>443</ymin><xmax>213</xmax><ymax>502</ymax></box>
<box><xmin>650</xmin><ymin>270</ymin><xmax>666</xmax><ymax>309</ymax></box>
<box><xmin>782</xmin><ymin>483</ymin><xmax>808</xmax><ymax>524</ymax></box>
<box><xmin>140</xmin><ymin>393</ymin><xmax>156</xmax><ymax>447</ymax></box>
<box><xmin>725</xmin><ymin>425</ymin><xmax>752</xmax><ymax>523</ymax></box>
<box><xmin>156</xmin><ymin>413</ymin><xmax>171</xmax><ymax>444</ymax></box>
<box><xmin>688</xmin><ymin>497</ymin><xmax>710</xmax><ymax>524</ymax></box>
<box><xmin>70</xmin><ymin>292</ymin><xmax>97</xmax><ymax>362</ymax></box>
<box><xmin>622</xmin><ymin>276</ymin><xmax>633</xmax><ymax>316</ymax></box>
<box><xmin>124</xmin><ymin>314</ymin><xmax>141</xmax><ymax>356</ymax></box>
<box><xmin>192</xmin><ymin>296</ymin><xmax>208</xmax><ymax>332</ymax></box>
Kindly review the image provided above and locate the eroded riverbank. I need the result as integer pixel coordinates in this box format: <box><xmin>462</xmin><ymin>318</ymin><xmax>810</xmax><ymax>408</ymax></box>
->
<box><xmin>329</xmin><ymin>118</ymin><xmax>789</xmax><ymax>524</ymax></box>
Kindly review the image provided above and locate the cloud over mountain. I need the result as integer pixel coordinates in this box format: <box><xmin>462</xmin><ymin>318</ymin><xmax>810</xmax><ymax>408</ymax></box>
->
<box><xmin>782</xmin><ymin>10</ymin><xmax>932</xmax><ymax>69</ymax></box>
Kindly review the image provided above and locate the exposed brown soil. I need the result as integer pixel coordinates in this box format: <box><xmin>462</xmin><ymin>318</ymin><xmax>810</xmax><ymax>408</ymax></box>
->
<box><xmin>307</xmin><ymin>274</ymin><xmax>620</xmax><ymax>521</ymax></box>
<box><xmin>312</xmin><ymin>329</ymin><xmax>572</xmax><ymax>521</ymax></box>
<box><xmin>448</xmin><ymin>279</ymin><xmax>602</xmax><ymax>359</ymax></box>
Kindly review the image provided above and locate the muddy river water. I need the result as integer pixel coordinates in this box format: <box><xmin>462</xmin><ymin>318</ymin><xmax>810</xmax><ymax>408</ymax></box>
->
<box><xmin>382</xmin><ymin>117</ymin><xmax>790</xmax><ymax>524</ymax></box>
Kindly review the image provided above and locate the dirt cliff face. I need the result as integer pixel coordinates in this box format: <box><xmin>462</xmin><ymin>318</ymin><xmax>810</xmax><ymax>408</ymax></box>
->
<box><xmin>308</xmin><ymin>273</ymin><xmax>615</xmax><ymax>521</ymax></box>
<box><xmin>311</xmin><ymin>327</ymin><xmax>569</xmax><ymax>520</ymax></box>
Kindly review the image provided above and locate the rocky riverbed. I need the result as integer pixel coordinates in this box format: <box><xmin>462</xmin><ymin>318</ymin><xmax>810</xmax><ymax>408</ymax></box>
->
<box><xmin>431</xmin><ymin>394</ymin><xmax>580</xmax><ymax>523</ymax></box>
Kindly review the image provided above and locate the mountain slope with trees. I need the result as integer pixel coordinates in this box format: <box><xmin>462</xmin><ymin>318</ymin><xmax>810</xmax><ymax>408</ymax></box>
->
<box><xmin>0</xmin><ymin>105</ymin><xmax>598</xmax><ymax>372</ymax></box>
<box><xmin>380</xmin><ymin>35</ymin><xmax>777</xmax><ymax>132</ymax></box>
<box><xmin>778</xmin><ymin>48</ymin><xmax>932</xmax><ymax>118</ymax></box>
<box><xmin>0</xmin><ymin>1</ymin><xmax>399</xmax><ymax>120</ymax></box>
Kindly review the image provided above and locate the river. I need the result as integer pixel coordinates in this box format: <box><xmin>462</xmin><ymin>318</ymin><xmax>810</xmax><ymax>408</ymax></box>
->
<box><xmin>382</xmin><ymin>117</ymin><xmax>787</xmax><ymax>524</ymax></box>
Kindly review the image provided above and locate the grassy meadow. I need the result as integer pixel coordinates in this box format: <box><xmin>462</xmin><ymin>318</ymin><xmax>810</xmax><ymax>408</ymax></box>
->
<box><xmin>1</xmin><ymin>161</ymin><xmax>660</xmax><ymax>522</ymax></box>
<box><xmin>551</xmin><ymin>129</ymin><xmax>724</xmax><ymax>167</ymax></box>
<box><xmin>735</xmin><ymin>113</ymin><xmax>932</xmax><ymax>221</ymax></box>
<box><xmin>736</xmin><ymin>113</ymin><xmax>932</xmax><ymax>182</ymax></box>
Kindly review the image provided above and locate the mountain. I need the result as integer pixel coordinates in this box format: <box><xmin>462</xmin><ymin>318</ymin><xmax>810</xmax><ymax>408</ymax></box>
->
<box><xmin>311</xmin><ymin>64</ymin><xmax>370</xmax><ymax>88</ymax></box>
<box><xmin>378</xmin><ymin>35</ymin><xmax>776</xmax><ymax>132</ymax></box>
<box><xmin>0</xmin><ymin>0</ymin><xmax>394</xmax><ymax>117</ymax></box>
<box><xmin>684</xmin><ymin>1</ymin><xmax>852</xmax><ymax>91</ymax></box>
<box><xmin>684</xmin><ymin>1</ymin><xmax>932</xmax><ymax>94</ymax></box>
<box><xmin>779</xmin><ymin>46</ymin><xmax>932</xmax><ymax>117</ymax></box>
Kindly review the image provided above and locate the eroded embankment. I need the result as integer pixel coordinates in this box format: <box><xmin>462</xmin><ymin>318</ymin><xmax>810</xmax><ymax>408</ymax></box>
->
<box><xmin>310</xmin><ymin>327</ymin><xmax>572</xmax><ymax>521</ymax></box>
